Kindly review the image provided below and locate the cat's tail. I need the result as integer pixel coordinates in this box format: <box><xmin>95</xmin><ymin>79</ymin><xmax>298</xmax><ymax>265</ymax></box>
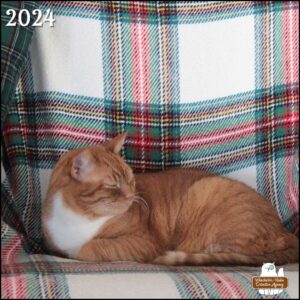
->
<box><xmin>153</xmin><ymin>236</ymin><xmax>299</xmax><ymax>266</ymax></box>
<box><xmin>153</xmin><ymin>248</ymin><xmax>298</xmax><ymax>266</ymax></box>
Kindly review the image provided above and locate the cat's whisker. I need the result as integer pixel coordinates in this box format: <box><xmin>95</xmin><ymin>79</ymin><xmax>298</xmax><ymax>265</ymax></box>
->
<box><xmin>133</xmin><ymin>195</ymin><xmax>150</xmax><ymax>216</ymax></box>
<box><xmin>133</xmin><ymin>198</ymin><xmax>149</xmax><ymax>216</ymax></box>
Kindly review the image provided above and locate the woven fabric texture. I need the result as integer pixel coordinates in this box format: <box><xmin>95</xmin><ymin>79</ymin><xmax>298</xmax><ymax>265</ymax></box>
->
<box><xmin>1</xmin><ymin>1</ymin><xmax>39</xmax><ymax>127</ymax></box>
<box><xmin>1</xmin><ymin>1</ymin><xmax>299</xmax><ymax>299</ymax></box>
<box><xmin>2</xmin><ymin>220</ymin><xmax>299</xmax><ymax>299</ymax></box>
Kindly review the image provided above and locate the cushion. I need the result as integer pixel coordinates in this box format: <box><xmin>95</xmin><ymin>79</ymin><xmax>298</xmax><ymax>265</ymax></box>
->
<box><xmin>1</xmin><ymin>221</ymin><xmax>299</xmax><ymax>299</ymax></box>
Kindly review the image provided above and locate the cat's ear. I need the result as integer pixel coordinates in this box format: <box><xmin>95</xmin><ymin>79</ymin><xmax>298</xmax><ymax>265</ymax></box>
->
<box><xmin>105</xmin><ymin>132</ymin><xmax>127</xmax><ymax>154</ymax></box>
<box><xmin>71</xmin><ymin>151</ymin><xmax>94</xmax><ymax>181</ymax></box>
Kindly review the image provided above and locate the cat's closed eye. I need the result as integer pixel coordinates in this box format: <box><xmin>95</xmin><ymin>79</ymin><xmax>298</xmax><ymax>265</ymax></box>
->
<box><xmin>105</xmin><ymin>183</ymin><xmax>120</xmax><ymax>189</ymax></box>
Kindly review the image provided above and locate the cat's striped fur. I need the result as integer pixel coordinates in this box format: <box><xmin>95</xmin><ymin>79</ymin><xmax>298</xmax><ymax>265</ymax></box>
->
<box><xmin>42</xmin><ymin>133</ymin><xmax>299</xmax><ymax>265</ymax></box>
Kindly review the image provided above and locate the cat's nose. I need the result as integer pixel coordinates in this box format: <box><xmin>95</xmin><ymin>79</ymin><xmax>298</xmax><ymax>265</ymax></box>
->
<box><xmin>124</xmin><ymin>193</ymin><xmax>134</xmax><ymax>200</ymax></box>
<box><xmin>121</xmin><ymin>185</ymin><xmax>133</xmax><ymax>199</ymax></box>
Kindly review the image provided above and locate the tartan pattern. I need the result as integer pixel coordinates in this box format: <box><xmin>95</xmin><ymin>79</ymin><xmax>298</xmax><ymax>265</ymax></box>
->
<box><xmin>2</xmin><ymin>220</ymin><xmax>295</xmax><ymax>299</ymax></box>
<box><xmin>1</xmin><ymin>1</ymin><xmax>299</xmax><ymax>299</ymax></box>
<box><xmin>1</xmin><ymin>1</ymin><xmax>39</xmax><ymax>128</ymax></box>
<box><xmin>1</xmin><ymin>221</ymin><xmax>70</xmax><ymax>299</ymax></box>
<box><xmin>101</xmin><ymin>8</ymin><xmax>181</xmax><ymax>169</ymax></box>
<box><xmin>40</xmin><ymin>1</ymin><xmax>298</xmax><ymax>24</ymax></box>
<box><xmin>254</xmin><ymin>3</ymin><xmax>299</xmax><ymax>233</ymax></box>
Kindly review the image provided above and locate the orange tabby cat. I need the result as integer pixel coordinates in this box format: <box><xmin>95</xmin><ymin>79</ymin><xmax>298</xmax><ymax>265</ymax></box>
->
<box><xmin>42</xmin><ymin>133</ymin><xmax>299</xmax><ymax>265</ymax></box>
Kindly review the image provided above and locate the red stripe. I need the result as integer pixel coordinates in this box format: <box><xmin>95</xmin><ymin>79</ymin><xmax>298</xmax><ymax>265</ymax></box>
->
<box><xmin>16</xmin><ymin>89</ymin><xmax>298</xmax><ymax>120</ymax></box>
<box><xmin>4</xmin><ymin>115</ymin><xmax>298</xmax><ymax>150</ymax></box>
<box><xmin>41</xmin><ymin>1</ymin><xmax>293</xmax><ymax>17</ymax></box>
<box><xmin>2</xmin><ymin>234</ymin><xmax>22</xmax><ymax>263</ymax></box>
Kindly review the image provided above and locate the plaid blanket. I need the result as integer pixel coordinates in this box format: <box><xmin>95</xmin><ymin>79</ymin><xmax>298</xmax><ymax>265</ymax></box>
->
<box><xmin>2</xmin><ymin>221</ymin><xmax>299</xmax><ymax>299</ymax></box>
<box><xmin>1</xmin><ymin>1</ymin><xmax>39</xmax><ymax>127</ymax></box>
<box><xmin>1</xmin><ymin>1</ymin><xmax>299</xmax><ymax>299</ymax></box>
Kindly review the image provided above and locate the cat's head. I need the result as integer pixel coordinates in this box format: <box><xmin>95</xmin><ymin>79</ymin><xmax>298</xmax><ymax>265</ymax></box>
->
<box><xmin>50</xmin><ymin>133</ymin><xmax>136</xmax><ymax>217</ymax></box>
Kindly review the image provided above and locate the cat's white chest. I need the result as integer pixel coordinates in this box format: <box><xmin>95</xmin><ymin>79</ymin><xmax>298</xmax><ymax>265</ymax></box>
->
<box><xmin>45</xmin><ymin>193</ymin><xmax>112</xmax><ymax>258</ymax></box>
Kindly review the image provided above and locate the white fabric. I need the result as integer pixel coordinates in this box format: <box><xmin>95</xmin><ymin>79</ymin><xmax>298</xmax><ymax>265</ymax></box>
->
<box><xmin>31</xmin><ymin>16</ymin><xmax>104</xmax><ymax>98</ymax></box>
<box><xmin>179</xmin><ymin>15</ymin><xmax>255</xmax><ymax>102</ymax></box>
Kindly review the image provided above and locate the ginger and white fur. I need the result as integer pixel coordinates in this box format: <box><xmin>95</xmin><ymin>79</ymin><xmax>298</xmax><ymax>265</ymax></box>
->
<box><xmin>42</xmin><ymin>133</ymin><xmax>299</xmax><ymax>265</ymax></box>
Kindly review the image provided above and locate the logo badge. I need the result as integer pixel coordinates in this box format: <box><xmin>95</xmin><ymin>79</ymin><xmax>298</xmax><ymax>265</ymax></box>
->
<box><xmin>252</xmin><ymin>263</ymin><xmax>288</xmax><ymax>295</ymax></box>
